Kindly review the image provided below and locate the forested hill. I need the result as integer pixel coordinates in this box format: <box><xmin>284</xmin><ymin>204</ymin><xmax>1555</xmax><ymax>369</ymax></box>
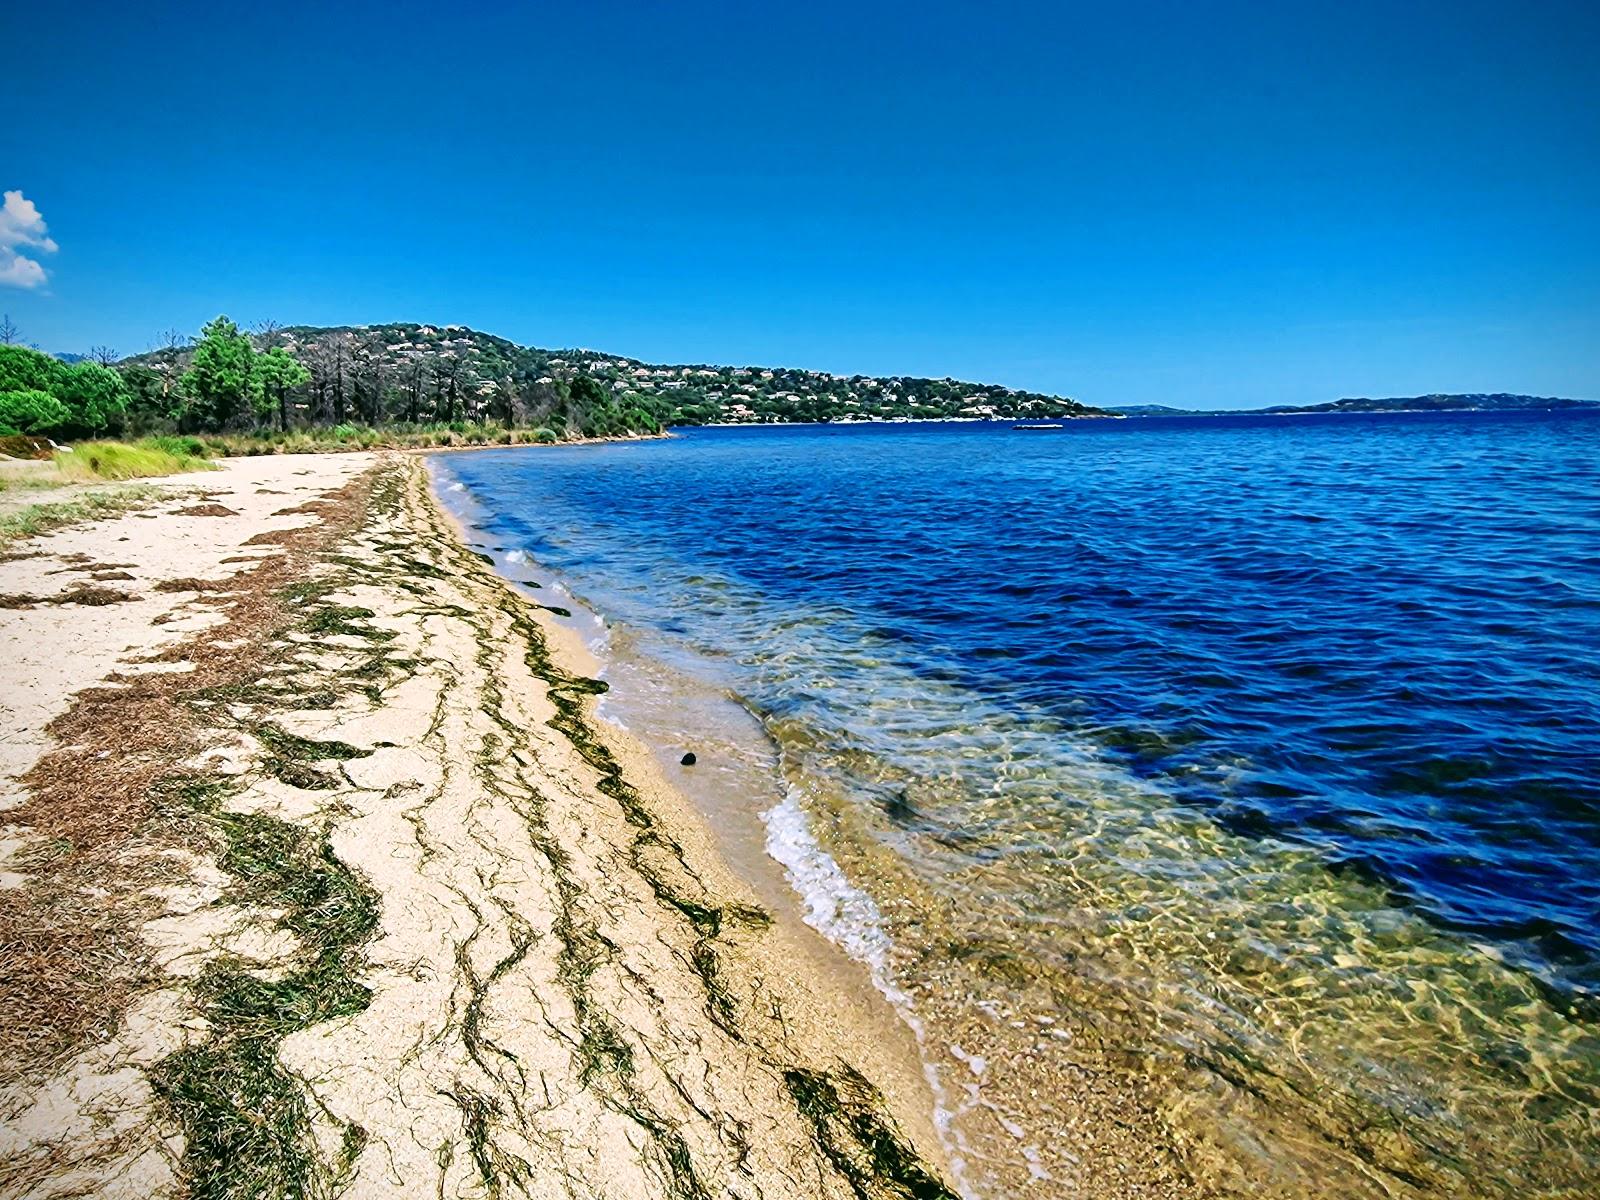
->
<box><xmin>119</xmin><ymin>320</ymin><xmax>1100</xmax><ymax>435</ymax></box>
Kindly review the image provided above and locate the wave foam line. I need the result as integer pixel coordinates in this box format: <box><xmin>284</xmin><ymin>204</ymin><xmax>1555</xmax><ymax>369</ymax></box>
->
<box><xmin>761</xmin><ymin>784</ymin><xmax>979</xmax><ymax>1199</ymax></box>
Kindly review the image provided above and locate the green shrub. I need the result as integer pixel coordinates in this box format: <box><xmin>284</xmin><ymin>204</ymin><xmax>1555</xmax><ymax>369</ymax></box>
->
<box><xmin>0</xmin><ymin>389</ymin><xmax>72</xmax><ymax>435</ymax></box>
<box><xmin>0</xmin><ymin>348</ymin><xmax>131</xmax><ymax>435</ymax></box>
<box><xmin>0</xmin><ymin>346</ymin><xmax>68</xmax><ymax>395</ymax></box>
<box><xmin>60</xmin><ymin>362</ymin><xmax>130</xmax><ymax>433</ymax></box>
<box><xmin>532</xmin><ymin>427</ymin><xmax>559</xmax><ymax>444</ymax></box>
<box><xmin>147</xmin><ymin>434</ymin><xmax>209</xmax><ymax>459</ymax></box>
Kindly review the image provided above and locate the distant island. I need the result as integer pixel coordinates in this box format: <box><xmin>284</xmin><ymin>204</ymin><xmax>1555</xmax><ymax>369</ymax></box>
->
<box><xmin>1102</xmin><ymin>404</ymin><xmax>1196</xmax><ymax>416</ymax></box>
<box><xmin>1105</xmin><ymin>393</ymin><xmax>1598</xmax><ymax>417</ymax></box>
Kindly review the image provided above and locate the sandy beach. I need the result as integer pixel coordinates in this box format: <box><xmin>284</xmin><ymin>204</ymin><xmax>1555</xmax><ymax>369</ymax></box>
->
<box><xmin>0</xmin><ymin>453</ymin><xmax>954</xmax><ymax>1199</ymax></box>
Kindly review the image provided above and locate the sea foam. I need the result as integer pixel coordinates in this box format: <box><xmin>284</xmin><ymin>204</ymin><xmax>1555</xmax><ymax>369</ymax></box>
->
<box><xmin>762</xmin><ymin>784</ymin><xmax>978</xmax><ymax>1198</ymax></box>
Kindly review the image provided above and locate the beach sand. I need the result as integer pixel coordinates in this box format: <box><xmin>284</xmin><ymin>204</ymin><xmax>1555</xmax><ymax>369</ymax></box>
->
<box><xmin>0</xmin><ymin>453</ymin><xmax>955</xmax><ymax>1199</ymax></box>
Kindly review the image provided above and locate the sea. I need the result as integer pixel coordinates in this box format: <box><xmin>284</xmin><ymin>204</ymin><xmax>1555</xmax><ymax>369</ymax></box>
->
<box><xmin>434</xmin><ymin>410</ymin><xmax>1600</xmax><ymax>1197</ymax></box>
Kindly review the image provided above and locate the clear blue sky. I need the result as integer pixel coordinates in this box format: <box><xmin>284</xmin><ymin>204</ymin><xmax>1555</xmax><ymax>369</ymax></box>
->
<box><xmin>3</xmin><ymin>0</ymin><xmax>1597</xmax><ymax>408</ymax></box>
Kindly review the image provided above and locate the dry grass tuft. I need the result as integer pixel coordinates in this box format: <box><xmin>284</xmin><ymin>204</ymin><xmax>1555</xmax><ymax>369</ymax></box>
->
<box><xmin>270</xmin><ymin>500</ymin><xmax>342</xmax><ymax>519</ymax></box>
<box><xmin>0</xmin><ymin>487</ymin><xmax>173</xmax><ymax>544</ymax></box>
<box><xmin>55</xmin><ymin>584</ymin><xmax>139</xmax><ymax>606</ymax></box>
<box><xmin>154</xmin><ymin>576</ymin><xmax>234</xmax><ymax>594</ymax></box>
<box><xmin>243</xmin><ymin>528</ymin><xmax>300</xmax><ymax>547</ymax></box>
<box><xmin>0</xmin><ymin>585</ymin><xmax>140</xmax><ymax>608</ymax></box>
<box><xmin>174</xmin><ymin>503</ymin><xmax>239</xmax><ymax>518</ymax></box>
<box><xmin>48</xmin><ymin>559</ymin><xmax>138</xmax><ymax>575</ymax></box>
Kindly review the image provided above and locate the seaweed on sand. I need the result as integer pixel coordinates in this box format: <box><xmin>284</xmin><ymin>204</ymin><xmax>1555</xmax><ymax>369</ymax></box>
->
<box><xmin>152</xmin><ymin>776</ymin><xmax>378</xmax><ymax>1200</ymax></box>
<box><xmin>785</xmin><ymin>1066</ymin><xmax>959</xmax><ymax>1200</ymax></box>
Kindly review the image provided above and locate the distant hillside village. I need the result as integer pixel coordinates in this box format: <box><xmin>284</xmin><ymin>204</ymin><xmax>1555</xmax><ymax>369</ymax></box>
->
<box><xmin>255</xmin><ymin>322</ymin><xmax>1096</xmax><ymax>426</ymax></box>
<box><xmin>102</xmin><ymin>320</ymin><xmax>1098</xmax><ymax>438</ymax></box>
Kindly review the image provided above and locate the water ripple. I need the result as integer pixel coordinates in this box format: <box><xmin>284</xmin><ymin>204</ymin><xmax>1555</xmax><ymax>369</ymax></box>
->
<box><xmin>443</xmin><ymin>411</ymin><xmax>1600</xmax><ymax>1194</ymax></box>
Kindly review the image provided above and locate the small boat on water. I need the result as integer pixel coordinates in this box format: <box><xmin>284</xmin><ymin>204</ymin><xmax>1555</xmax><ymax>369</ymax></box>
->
<box><xmin>1013</xmin><ymin>422</ymin><xmax>1064</xmax><ymax>430</ymax></box>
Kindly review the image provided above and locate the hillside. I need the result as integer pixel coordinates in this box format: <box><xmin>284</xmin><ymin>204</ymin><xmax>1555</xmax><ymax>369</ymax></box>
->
<box><xmin>108</xmin><ymin>324</ymin><xmax>1591</xmax><ymax>437</ymax></box>
<box><xmin>119</xmin><ymin>321</ymin><xmax>1100</xmax><ymax>434</ymax></box>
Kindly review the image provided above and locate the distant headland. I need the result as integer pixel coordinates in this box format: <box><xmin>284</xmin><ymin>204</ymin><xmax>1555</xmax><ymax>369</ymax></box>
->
<box><xmin>1105</xmin><ymin>393</ymin><xmax>1598</xmax><ymax>418</ymax></box>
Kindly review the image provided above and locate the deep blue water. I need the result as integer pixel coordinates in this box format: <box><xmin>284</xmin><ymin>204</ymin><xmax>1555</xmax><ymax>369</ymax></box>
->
<box><xmin>440</xmin><ymin>410</ymin><xmax>1600</xmax><ymax>1188</ymax></box>
<box><xmin>445</xmin><ymin>411</ymin><xmax>1600</xmax><ymax>1000</ymax></box>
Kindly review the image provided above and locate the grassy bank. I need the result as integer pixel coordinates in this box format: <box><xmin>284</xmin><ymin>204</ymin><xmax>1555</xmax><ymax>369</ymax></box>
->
<box><xmin>0</xmin><ymin>438</ymin><xmax>217</xmax><ymax>542</ymax></box>
<box><xmin>52</xmin><ymin>436</ymin><xmax>217</xmax><ymax>481</ymax></box>
<box><xmin>0</xmin><ymin>438</ymin><xmax>216</xmax><ymax>493</ymax></box>
<box><xmin>2</xmin><ymin>427</ymin><xmax>658</xmax><ymax>490</ymax></box>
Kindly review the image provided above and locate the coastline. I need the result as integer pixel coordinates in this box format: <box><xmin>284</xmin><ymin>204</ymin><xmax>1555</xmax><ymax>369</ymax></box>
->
<box><xmin>428</xmin><ymin>452</ymin><xmax>1206</xmax><ymax>1200</ymax></box>
<box><xmin>415</xmin><ymin>429</ymin><xmax>675</xmax><ymax>454</ymax></box>
<box><xmin>430</xmin><ymin>424</ymin><xmax>1600</xmax><ymax>1200</ymax></box>
<box><xmin>0</xmin><ymin>452</ymin><xmax>956</xmax><ymax>1198</ymax></box>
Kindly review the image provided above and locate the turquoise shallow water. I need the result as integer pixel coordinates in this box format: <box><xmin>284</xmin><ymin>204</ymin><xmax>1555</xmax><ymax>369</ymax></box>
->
<box><xmin>438</xmin><ymin>411</ymin><xmax>1600</xmax><ymax>1195</ymax></box>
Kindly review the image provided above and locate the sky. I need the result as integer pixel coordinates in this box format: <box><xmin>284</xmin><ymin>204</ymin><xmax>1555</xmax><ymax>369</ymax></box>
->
<box><xmin>3</xmin><ymin>0</ymin><xmax>1598</xmax><ymax>409</ymax></box>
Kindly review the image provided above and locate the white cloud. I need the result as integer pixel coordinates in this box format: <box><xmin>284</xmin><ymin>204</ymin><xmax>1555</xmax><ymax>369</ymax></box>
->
<box><xmin>0</xmin><ymin>190</ymin><xmax>58</xmax><ymax>290</ymax></box>
<box><xmin>0</xmin><ymin>254</ymin><xmax>48</xmax><ymax>288</ymax></box>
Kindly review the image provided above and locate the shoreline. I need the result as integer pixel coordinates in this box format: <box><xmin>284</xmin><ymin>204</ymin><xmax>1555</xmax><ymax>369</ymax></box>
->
<box><xmin>427</xmin><ymin>465</ymin><xmax>998</xmax><ymax>1186</ymax></box>
<box><xmin>0</xmin><ymin>452</ymin><xmax>959</xmax><ymax>1198</ymax></box>
<box><xmin>424</xmin><ymin>457</ymin><xmax>953</xmax><ymax>1160</ymax></box>
<box><xmin>428</xmin><ymin>457</ymin><xmax>1206</xmax><ymax>1200</ymax></box>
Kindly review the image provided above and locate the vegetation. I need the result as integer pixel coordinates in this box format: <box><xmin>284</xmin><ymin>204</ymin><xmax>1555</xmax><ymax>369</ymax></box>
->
<box><xmin>155</xmin><ymin>774</ymin><xmax>377</xmax><ymax>1200</ymax></box>
<box><xmin>7</xmin><ymin>313</ymin><xmax>1100</xmax><ymax>444</ymax></box>
<box><xmin>0</xmin><ymin>388</ymin><xmax>70</xmax><ymax>435</ymax></box>
<box><xmin>113</xmin><ymin>318</ymin><xmax>1099</xmax><ymax>436</ymax></box>
<box><xmin>52</xmin><ymin>438</ymin><xmax>216</xmax><ymax>481</ymax></box>
<box><xmin>120</xmin><ymin>318</ymin><xmax>677</xmax><ymax>439</ymax></box>
<box><xmin>0</xmin><ymin>344</ymin><xmax>133</xmax><ymax>438</ymax></box>
<box><xmin>0</xmin><ymin>486</ymin><xmax>171</xmax><ymax>542</ymax></box>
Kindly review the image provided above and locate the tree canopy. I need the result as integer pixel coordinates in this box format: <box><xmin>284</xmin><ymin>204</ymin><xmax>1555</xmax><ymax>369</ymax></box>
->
<box><xmin>178</xmin><ymin>317</ymin><xmax>255</xmax><ymax>431</ymax></box>
<box><xmin>251</xmin><ymin>346</ymin><xmax>311</xmax><ymax>431</ymax></box>
<box><xmin>0</xmin><ymin>388</ymin><xmax>72</xmax><ymax>435</ymax></box>
<box><xmin>0</xmin><ymin>344</ymin><xmax>131</xmax><ymax>437</ymax></box>
<box><xmin>91</xmin><ymin>315</ymin><xmax>1096</xmax><ymax>441</ymax></box>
